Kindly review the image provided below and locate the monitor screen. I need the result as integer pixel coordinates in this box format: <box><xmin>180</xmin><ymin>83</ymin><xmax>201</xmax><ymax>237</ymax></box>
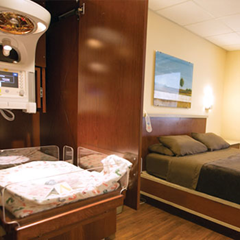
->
<box><xmin>0</xmin><ymin>70</ymin><xmax>18</xmax><ymax>88</ymax></box>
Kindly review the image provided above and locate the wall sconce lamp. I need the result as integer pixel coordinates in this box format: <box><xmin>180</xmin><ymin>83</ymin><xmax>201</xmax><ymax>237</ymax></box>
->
<box><xmin>205</xmin><ymin>101</ymin><xmax>212</xmax><ymax>111</ymax></box>
<box><xmin>203</xmin><ymin>86</ymin><xmax>214</xmax><ymax>111</ymax></box>
<box><xmin>2</xmin><ymin>39</ymin><xmax>12</xmax><ymax>57</ymax></box>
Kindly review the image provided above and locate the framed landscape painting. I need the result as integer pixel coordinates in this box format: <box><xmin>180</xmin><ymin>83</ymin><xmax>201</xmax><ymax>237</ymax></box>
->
<box><xmin>153</xmin><ymin>51</ymin><xmax>193</xmax><ymax>108</ymax></box>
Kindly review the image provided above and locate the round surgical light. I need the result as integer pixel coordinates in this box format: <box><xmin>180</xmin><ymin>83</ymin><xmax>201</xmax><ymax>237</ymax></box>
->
<box><xmin>0</xmin><ymin>12</ymin><xmax>35</xmax><ymax>35</ymax></box>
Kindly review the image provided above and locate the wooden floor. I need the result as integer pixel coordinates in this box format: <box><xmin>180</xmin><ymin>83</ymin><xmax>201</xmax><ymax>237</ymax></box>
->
<box><xmin>115</xmin><ymin>202</ymin><xmax>239</xmax><ymax>240</ymax></box>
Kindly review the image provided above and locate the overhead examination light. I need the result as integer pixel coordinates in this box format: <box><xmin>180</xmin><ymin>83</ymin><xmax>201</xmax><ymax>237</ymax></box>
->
<box><xmin>0</xmin><ymin>0</ymin><xmax>50</xmax><ymax>36</ymax></box>
<box><xmin>0</xmin><ymin>0</ymin><xmax>51</xmax><ymax>114</ymax></box>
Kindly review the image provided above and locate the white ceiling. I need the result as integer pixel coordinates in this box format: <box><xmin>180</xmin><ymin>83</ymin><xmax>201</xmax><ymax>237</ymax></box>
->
<box><xmin>149</xmin><ymin>0</ymin><xmax>240</xmax><ymax>51</ymax></box>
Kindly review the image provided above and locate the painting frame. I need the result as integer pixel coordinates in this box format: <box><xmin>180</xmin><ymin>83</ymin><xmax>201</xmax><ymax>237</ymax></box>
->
<box><xmin>153</xmin><ymin>51</ymin><xmax>193</xmax><ymax>108</ymax></box>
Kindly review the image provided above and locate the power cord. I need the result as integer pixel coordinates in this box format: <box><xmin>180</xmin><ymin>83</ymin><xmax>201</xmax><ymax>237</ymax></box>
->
<box><xmin>0</xmin><ymin>109</ymin><xmax>15</xmax><ymax>121</ymax></box>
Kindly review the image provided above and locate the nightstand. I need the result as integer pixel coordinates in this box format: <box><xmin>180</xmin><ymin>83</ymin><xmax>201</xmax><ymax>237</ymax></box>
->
<box><xmin>225</xmin><ymin>140</ymin><xmax>240</xmax><ymax>149</ymax></box>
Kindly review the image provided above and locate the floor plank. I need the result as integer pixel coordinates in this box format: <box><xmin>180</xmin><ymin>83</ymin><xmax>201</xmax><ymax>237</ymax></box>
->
<box><xmin>115</xmin><ymin>202</ymin><xmax>238</xmax><ymax>240</ymax></box>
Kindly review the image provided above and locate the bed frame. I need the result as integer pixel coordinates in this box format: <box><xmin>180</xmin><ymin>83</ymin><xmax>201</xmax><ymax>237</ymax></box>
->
<box><xmin>140</xmin><ymin>116</ymin><xmax>240</xmax><ymax>233</ymax></box>
<box><xmin>0</xmin><ymin>146</ymin><xmax>127</xmax><ymax>240</ymax></box>
<box><xmin>1</xmin><ymin>190</ymin><xmax>123</xmax><ymax>240</ymax></box>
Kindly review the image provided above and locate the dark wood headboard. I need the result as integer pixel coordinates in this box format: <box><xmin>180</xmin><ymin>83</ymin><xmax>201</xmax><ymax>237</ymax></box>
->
<box><xmin>141</xmin><ymin>116</ymin><xmax>207</xmax><ymax>168</ymax></box>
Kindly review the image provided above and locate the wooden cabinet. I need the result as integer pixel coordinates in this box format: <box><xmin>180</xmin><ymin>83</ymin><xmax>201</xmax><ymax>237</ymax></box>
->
<box><xmin>35</xmin><ymin>67</ymin><xmax>46</xmax><ymax>112</ymax></box>
<box><xmin>35</xmin><ymin>32</ymin><xmax>47</xmax><ymax>112</ymax></box>
<box><xmin>41</xmin><ymin>0</ymin><xmax>148</xmax><ymax>209</ymax></box>
<box><xmin>77</xmin><ymin>0</ymin><xmax>148</xmax><ymax>209</ymax></box>
<box><xmin>34</xmin><ymin>1</ymin><xmax>47</xmax><ymax>113</ymax></box>
<box><xmin>2</xmin><ymin>193</ymin><xmax>123</xmax><ymax>240</ymax></box>
<box><xmin>35</xmin><ymin>34</ymin><xmax>47</xmax><ymax>68</ymax></box>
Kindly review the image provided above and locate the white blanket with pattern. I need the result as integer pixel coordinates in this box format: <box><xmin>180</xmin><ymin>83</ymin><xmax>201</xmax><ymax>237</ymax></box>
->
<box><xmin>0</xmin><ymin>155</ymin><xmax>132</xmax><ymax>218</ymax></box>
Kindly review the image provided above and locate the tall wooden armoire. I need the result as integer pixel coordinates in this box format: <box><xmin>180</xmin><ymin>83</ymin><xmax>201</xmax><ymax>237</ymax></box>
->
<box><xmin>41</xmin><ymin>0</ymin><xmax>148</xmax><ymax>209</ymax></box>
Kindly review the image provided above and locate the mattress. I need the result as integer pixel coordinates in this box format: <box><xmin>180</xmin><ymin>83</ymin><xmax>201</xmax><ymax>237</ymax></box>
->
<box><xmin>145</xmin><ymin>153</ymin><xmax>170</xmax><ymax>179</ymax></box>
<box><xmin>0</xmin><ymin>155</ymin><xmax>132</xmax><ymax>218</ymax></box>
<box><xmin>145</xmin><ymin>148</ymin><xmax>240</xmax><ymax>204</ymax></box>
<box><xmin>166</xmin><ymin>148</ymin><xmax>240</xmax><ymax>189</ymax></box>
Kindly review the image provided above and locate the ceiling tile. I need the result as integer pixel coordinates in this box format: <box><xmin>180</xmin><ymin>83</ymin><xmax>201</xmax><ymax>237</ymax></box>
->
<box><xmin>220</xmin><ymin>14</ymin><xmax>240</xmax><ymax>32</ymax></box>
<box><xmin>206</xmin><ymin>32</ymin><xmax>240</xmax><ymax>46</ymax></box>
<box><xmin>156</xmin><ymin>1</ymin><xmax>213</xmax><ymax>26</ymax></box>
<box><xmin>149</xmin><ymin>0</ymin><xmax>240</xmax><ymax>50</ymax></box>
<box><xmin>148</xmin><ymin>0</ymin><xmax>187</xmax><ymax>11</ymax></box>
<box><xmin>186</xmin><ymin>19</ymin><xmax>232</xmax><ymax>37</ymax></box>
<box><xmin>193</xmin><ymin>0</ymin><xmax>240</xmax><ymax>17</ymax></box>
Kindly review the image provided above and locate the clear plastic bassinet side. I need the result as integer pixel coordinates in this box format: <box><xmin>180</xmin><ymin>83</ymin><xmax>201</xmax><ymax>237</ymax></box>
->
<box><xmin>77</xmin><ymin>146</ymin><xmax>108</xmax><ymax>171</ymax></box>
<box><xmin>63</xmin><ymin>145</ymin><xmax>74</xmax><ymax>164</ymax></box>
<box><xmin>0</xmin><ymin>154</ymin><xmax>132</xmax><ymax>227</ymax></box>
<box><xmin>0</xmin><ymin>145</ymin><xmax>60</xmax><ymax>169</ymax></box>
<box><xmin>77</xmin><ymin>146</ymin><xmax>133</xmax><ymax>191</ymax></box>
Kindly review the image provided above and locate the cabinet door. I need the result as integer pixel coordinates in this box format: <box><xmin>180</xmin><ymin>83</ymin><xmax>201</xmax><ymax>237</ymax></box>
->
<box><xmin>77</xmin><ymin>0</ymin><xmax>148</xmax><ymax>209</ymax></box>
<box><xmin>35</xmin><ymin>67</ymin><xmax>46</xmax><ymax>113</ymax></box>
<box><xmin>33</xmin><ymin>0</ymin><xmax>47</xmax><ymax>68</ymax></box>
<box><xmin>35</xmin><ymin>34</ymin><xmax>46</xmax><ymax>68</ymax></box>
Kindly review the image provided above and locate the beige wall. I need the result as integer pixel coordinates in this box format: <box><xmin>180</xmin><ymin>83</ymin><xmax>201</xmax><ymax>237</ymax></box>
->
<box><xmin>222</xmin><ymin>51</ymin><xmax>240</xmax><ymax>141</ymax></box>
<box><xmin>144</xmin><ymin>10</ymin><xmax>227</xmax><ymax>134</ymax></box>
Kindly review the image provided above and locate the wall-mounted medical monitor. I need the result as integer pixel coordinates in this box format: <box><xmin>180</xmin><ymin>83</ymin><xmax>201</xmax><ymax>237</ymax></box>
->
<box><xmin>0</xmin><ymin>68</ymin><xmax>36</xmax><ymax>113</ymax></box>
<box><xmin>0</xmin><ymin>70</ymin><xmax>19</xmax><ymax>88</ymax></box>
<box><xmin>0</xmin><ymin>68</ymin><xmax>27</xmax><ymax>103</ymax></box>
